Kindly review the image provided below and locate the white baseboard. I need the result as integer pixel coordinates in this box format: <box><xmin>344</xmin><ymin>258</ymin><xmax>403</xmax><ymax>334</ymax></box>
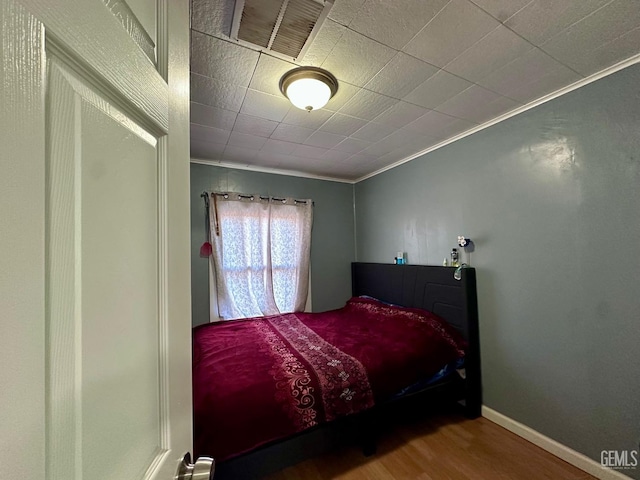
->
<box><xmin>482</xmin><ymin>406</ymin><xmax>634</xmax><ymax>480</ymax></box>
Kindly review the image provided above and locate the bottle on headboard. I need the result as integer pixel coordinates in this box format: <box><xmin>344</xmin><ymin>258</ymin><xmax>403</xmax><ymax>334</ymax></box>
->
<box><xmin>450</xmin><ymin>248</ymin><xmax>459</xmax><ymax>267</ymax></box>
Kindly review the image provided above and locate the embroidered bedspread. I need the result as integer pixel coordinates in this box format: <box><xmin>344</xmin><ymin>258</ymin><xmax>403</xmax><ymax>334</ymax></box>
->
<box><xmin>192</xmin><ymin>297</ymin><xmax>466</xmax><ymax>461</ymax></box>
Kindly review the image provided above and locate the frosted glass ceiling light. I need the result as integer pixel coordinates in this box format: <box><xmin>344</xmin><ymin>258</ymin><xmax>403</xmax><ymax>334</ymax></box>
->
<box><xmin>280</xmin><ymin>67</ymin><xmax>338</xmax><ymax>112</ymax></box>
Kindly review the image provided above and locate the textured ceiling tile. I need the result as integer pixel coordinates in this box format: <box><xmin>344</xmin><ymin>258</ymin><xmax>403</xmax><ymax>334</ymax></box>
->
<box><xmin>190</xmin><ymin>139</ymin><xmax>225</xmax><ymax>160</ymax></box>
<box><xmin>239</xmin><ymin>90</ymin><xmax>292</xmax><ymax>122</ymax></box>
<box><xmin>301</xmin><ymin>19</ymin><xmax>346</xmax><ymax>67</ymax></box>
<box><xmin>433</xmin><ymin>85</ymin><xmax>498</xmax><ymax>119</ymax></box>
<box><xmin>420</xmin><ymin>118</ymin><xmax>476</xmax><ymax>142</ymax></box>
<box><xmin>478</xmin><ymin>47</ymin><xmax>561</xmax><ymax>92</ymax></box>
<box><xmin>403</xmin><ymin>69</ymin><xmax>473</xmax><ymax>109</ymax></box>
<box><xmin>190</xmin><ymin>102</ymin><xmax>237</xmax><ymax>130</ymax></box>
<box><xmin>222</xmin><ymin>145</ymin><xmax>259</xmax><ymax>162</ymax></box>
<box><xmin>566</xmin><ymin>25</ymin><xmax>640</xmax><ymax>77</ymax></box>
<box><xmin>249</xmin><ymin>54</ymin><xmax>296</xmax><ymax>97</ymax></box>
<box><xmin>364</xmin><ymin>52</ymin><xmax>439</xmax><ymax>99</ymax></box>
<box><xmin>261</xmin><ymin>139</ymin><xmax>298</xmax><ymax>155</ymax></box>
<box><xmin>191</xmin><ymin>123</ymin><xmax>231</xmax><ymax>144</ymax></box>
<box><xmin>191</xmin><ymin>0</ymin><xmax>234</xmax><ymax>38</ymax></box>
<box><xmin>328</xmin><ymin>0</ymin><xmax>367</xmax><ymax>26</ymax></box>
<box><xmin>304</xmin><ymin>131</ymin><xmax>347</xmax><ymax>148</ymax></box>
<box><xmin>354</xmin><ymin>161</ymin><xmax>391</xmax><ymax>176</ymax></box>
<box><xmin>435</xmin><ymin>85</ymin><xmax>521</xmax><ymax>123</ymax></box>
<box><xmin>375</xmin><ymin>128</ymin><xmax>419</xmax><ymax>151</ymax></box>
<box><xmin>348</xmin><ymin>152</ymin><xmax>379</xmax><ymax>164</ymax></box>
<box><xmin>478</xmin><ymin>48</ymin><xmax>581</xmax><ymax>101</ymax></box>
<box><xmin>349</xmin><ymin>0</ymin><xmax>449</xmax><ymax>49</ymax></box>
<box><xmin>369</xmin><ymin>150</ymin><xmax>404</xmax><ymax>166</ymax></box>
<box><xmin>338</xmin><ymin>89</ymin><xmax>397</xmax><ymax>120</ymax></box>
<box><xmin>276</xmin><ymin>155</ymin><xmax>321</xmax><ymax>172</ymax></box>
<box><xmin>270</xmin><ymin>123</ymin><xmax>315</xmax><ymax>143</ymax></box>
<box><xmin>191</xmin><ymin>73</ymin><xmax>246</xmax><ymax>112</ymax></box>
<box><xmin>300</xmin><ymin>164</ymin><xmax>345</xmax><ymax>178</ymax></box>
<box><xmin>403</xmin><ymin>0</ymin><xmax>500</xmax><ymax>67</ymax></box>
<box><xmin>321</xmin><ymin>149</ymin><xmax>353</xmax><ymax>162</ymax></box>
<box><xmin>190</xmin><ymin>31</ymin><xmax>259</xmax><ymax>86</ymax></box>
<box><xmin>404</xmin><ymin>110</ymin><xmax>476</xmax><ymax>137</ymax></box>
<box><xmin>385</xmin><ymin>145</ymin><xmax>419</xmax><ymax>162</ymax></box>
<box><xmin>256</xmin><ymin>151</ymin><xmax>285</xmax><ymax>164</ymax></box>
<box><xmin>292</xmin><ymin>144</ymin><xmax>331</xmax><ymax>159</ymax></box>
<box><xmin>360</xmin><ymin>139</ymin><xmax>397</xmax><ymax>157</ymax></box>
<box><xmin>306</xmin><ymin>162</ymin><xmax>352</xmax><ymax>178</ymax></box>
<box><xmin>444</xmin><ymin>25</ymin><xmax>535</xmax><ymax>83</ymax></box>
<box><xmin>321</xmin><ymin>29</ymin><xmax>396</xmax><ymax>87</ymax></box>
<box><xmin>371</xmin><ymin>155</ymin><xmax>403</xmax><ymax>170</ymax></box>
<box><xmin>504</xmin><ymin>64</ymin><xmax>583</xmax><ymax>103</ymax></box>
<box><xmin>228</xmin><ymin>131</ymin><xmax>269</xmax><ymax>150</ymax></box>
<box><xmin>333</xmin><ymin>166</ymin><xmax>369</xmax><ymax>181</ymax></box>
<box><xmin>469</xmin><ymin>0</ymin><xmax>532</xmax><ymax>22</ymax></box>
<box><xmin>252</xmin><ymin>152</ymin><xmax>284</xmax><ymax>168</ymax></box>
<box><xmin>351</xmin><ymin>122</ymin><xmax>396</xmax><ymax>142</ymax></box>
<box><xmin>505</xmin><ymin>0</ymin><xmax>612</xmax><ymax>46</ymax></box>
<box><xmin>324</xmin><ymin>81</ymin><xmax>360</xmax><ymax>112</ymax></box>
<box><xmin>319</xmin><ymin>114</ymin><xmax>368</xmax><ymax>136</ymax></box>
<box><xmin>233</xmin><ymin>114</ymin><xmax>279</xmax><ymax>138</ymax></box>
<box><xmin>282</xmin><ymin>108</ymin><xmax>333</xmax><ymax>129</ymax></box>
<box><xmin>413</xmin><ymin>136</ymin><xmax>442</xmax><ymax>152</ymax></box>
<box><xmin>270</xmin><ymin>156</ymin><xmax>300</xmax><ymax>170</ymax></box>
<box><xmin>188</xmin><ymin>0</ymin><xmax>640</xmax><ymax>180</ymax></box>
<box><xmin>372</xmin><ymin>101</ymin><xmax>428</xmax><ymax>129</ymax></box>
<box><xmin>390</xmin><ymin>144</ymin><xmax>431</xmax><ymax>163</ymax></box>
<box><xmin>540</xmin><ymin>0</ymin><xmax>640</xmax><ymax>75</ymax></box>
<box><xmin>333</xmin><ymin>137</ymin><xmax>371</xmax><ymax>154</ymax></box>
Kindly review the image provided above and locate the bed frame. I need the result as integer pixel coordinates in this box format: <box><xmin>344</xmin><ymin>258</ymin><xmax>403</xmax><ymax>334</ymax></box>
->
<box><xmin>214</xmin><ymin>262</ymin><xmax>481</xmax><ymax>479</ymax></box>
<box><xmin>351</xmin><ymin>262</ymin><xmax>481</xmax><ymax>418</ymax></box>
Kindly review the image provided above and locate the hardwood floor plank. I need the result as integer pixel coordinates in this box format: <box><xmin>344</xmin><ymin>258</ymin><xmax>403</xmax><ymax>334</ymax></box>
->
<box><xmin>263</xmin><ymin>411</ymin><xmax>596</xmax><ymax>480</ymax></box>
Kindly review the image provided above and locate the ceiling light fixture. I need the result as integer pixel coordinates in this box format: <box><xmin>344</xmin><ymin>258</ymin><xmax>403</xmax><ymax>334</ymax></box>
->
<box><xmin>279</xmin><ymin>67</ymin><xmax>338</xmax><ymax>112</ymax></box>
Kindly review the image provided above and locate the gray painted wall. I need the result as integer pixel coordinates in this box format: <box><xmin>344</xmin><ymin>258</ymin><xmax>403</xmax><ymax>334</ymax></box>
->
<box><xmin>190</xmin><ymin>164</ymin><xmax>355</xmax><ymax>326</ymax></box>
<box><xmin>355</xmin><ymin>64</ymin><xmax>640</xmax><ymax>475</ymax></box>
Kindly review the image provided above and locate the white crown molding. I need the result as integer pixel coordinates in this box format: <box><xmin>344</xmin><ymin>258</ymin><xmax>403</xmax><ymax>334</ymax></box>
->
<box><xmin>482</xmin><ymin>406</ymin><xmax>634</xmax><ymax>480</ymax></box>
<box><xmin>355</xmin><ymin>52</ymin><xmax>640</xmax><ymax>183</ymax></box>
<box><xmin>190</xmin><ymin>158</ymin><xmax>355</xmax><ymax>184</ymax></box>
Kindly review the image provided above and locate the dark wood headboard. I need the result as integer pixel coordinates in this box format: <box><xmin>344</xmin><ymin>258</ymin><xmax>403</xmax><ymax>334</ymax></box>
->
<box><xmin>351</xmin><ymin>262</ymin><xmax>481</xmax><ymax>416</ymax></box>
<box><xmin>351</xmin><ymin>262</ymin><xmax>477</xmax><ymax>341</ymax></box>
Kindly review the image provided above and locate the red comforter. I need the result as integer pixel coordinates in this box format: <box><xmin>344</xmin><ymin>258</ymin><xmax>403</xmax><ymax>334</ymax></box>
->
<box><xmin>192</xmin><ymin>296</ymin><xmax>466</xmax><ymax>461</ymax></box>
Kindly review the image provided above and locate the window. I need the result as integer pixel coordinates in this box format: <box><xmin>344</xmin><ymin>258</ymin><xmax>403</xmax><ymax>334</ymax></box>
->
<box><xmin>208</xmin><ymin>194</ymin><xmax>312</xmax><ymax>320</ymax></box>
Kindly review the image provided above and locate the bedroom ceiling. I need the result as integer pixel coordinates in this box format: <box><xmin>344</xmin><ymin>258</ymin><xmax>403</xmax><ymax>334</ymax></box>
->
<box><xmin>189</xmin><ymin>0</ymin><xmax>640</xmax><ymax>182</ymax></box>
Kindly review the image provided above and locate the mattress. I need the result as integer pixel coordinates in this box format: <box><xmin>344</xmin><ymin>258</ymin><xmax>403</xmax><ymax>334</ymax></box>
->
<box><xmin>192</xmin><ymin>296</ymin><xmax>467</xmax><ymax>460</ymax></box>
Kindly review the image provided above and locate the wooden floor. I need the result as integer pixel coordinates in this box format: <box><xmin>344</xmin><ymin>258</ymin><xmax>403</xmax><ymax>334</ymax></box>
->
<box><xmin>263</xmin><ymin>410</ymin><xmax>596</xmax><ymax>480</ymax></box>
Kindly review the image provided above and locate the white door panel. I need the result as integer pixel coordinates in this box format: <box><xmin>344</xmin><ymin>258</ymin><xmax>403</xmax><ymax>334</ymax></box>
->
<box><xmin>23</xmin><ymin>0</ymin><xmax>169</xmax><ymax>130</ymax></box>
<box><xmin>102</xmin><ymin>0</ymin><xmax>157</xmax><ymax>63</ymax></box>
<box><xmin>47</xmin><ymin>58</ymin><xmax>171</xmax><ymax>480</ymax></box>
<box><xmin>1</xmin><ymin>0</ymin><xmax>193</xmax><ymax>479</ymax></box>
<box><xmin>81</xmin><ymin>100</ymin><xmax>160</xmax><ymax>480</ymax></box>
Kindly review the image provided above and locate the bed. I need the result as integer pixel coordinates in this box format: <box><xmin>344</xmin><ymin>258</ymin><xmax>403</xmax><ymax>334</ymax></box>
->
<box><xmin>192</xmin><ymin>262</ymin><xmax>481</xmax><ymax>478</ymax></box>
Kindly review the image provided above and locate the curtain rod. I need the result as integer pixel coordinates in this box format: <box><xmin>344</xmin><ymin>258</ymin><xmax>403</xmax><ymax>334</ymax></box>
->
<box><xmin>201</xmin><ymin>191</ymin><xmax>313</xmax><ymax>205</ymax></box>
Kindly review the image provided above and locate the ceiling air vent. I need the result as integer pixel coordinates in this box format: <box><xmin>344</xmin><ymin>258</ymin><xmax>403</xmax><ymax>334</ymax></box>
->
<box><xmin>231</xmin><ymin>0</ymin><xmax>333</xmax><ymax>61</ymax></box>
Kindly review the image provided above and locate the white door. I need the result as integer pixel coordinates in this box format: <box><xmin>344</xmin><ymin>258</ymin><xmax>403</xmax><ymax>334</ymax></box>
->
<box><xmin>0</xmin><ymin>1</ymin><xmax>201</xmax><ymax>479</ymax></box>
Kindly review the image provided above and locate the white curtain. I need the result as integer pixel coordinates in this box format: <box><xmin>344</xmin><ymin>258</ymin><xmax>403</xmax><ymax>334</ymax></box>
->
<box><xmin>208</xmin><ymin>193</ymin><xmax>313</xmax><ymax>320</ymax></box>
